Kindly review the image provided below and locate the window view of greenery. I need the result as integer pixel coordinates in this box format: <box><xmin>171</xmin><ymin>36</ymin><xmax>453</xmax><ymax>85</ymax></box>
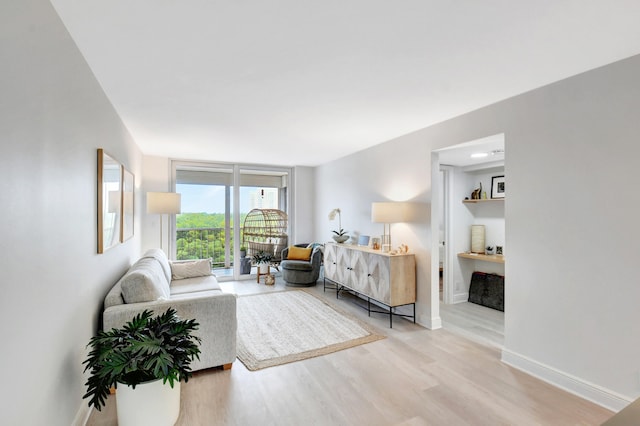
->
<box><xmin>176</xmin><ymin>212</ymin><xmax>246</xmax><ymax>265</ymax></box>
<box><xmin>175</xmin><ymin>183</ymin><xmax>279</xmax><ymax>268</ymax></box>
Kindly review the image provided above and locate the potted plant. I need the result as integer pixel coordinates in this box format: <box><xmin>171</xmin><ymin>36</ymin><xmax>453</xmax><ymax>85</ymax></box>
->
<box><xmin>328</xmin><ymin>208</ymin><xmax>349</xmax><ymax>243</ymax></box>
<box><xmin>239</xmin><ymin>245</ymin><xmax>247</xmax><ymax>258</ymax></box>
<box><xmin>252</xmin><ymin>250</ymin><xmax>273</xmax><ymax>274</ymax></box>
<box><xmin>83</xmin><ymin>308</ymin><xmax>201</xmax><ymax>426</ymax></box>
<box><xmin>486</xmin><ymin>246</ymin><xmax>495</xmax><ymax>255</ymax></box>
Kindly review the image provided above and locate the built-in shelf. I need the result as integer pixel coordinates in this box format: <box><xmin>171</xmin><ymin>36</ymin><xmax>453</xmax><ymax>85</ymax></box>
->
<box><xmin>462</xmin><ymin>198</ymin><xmax>505</xmax><ymax>204</ymax></box>
<box><xmin>458</xmin><ymin>252</ymin><xmax>505</xmax><ymax>264</ymax></box>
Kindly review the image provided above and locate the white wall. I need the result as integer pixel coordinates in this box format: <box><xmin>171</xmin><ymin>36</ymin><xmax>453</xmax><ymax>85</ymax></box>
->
<box><xmin>292</xmin><ymin>166</ymin><xmax>315</xmax><ymax>244</ymax></box>
<box><xmin>141</xmin><ymin>155</ymin><xmax>172</xmax><ymax>254</ymax></box>
<box><xmin>315</xmin><ymin>54</ymin><xmax>640</xmax><ymax>409</ymax></box>
<box><xmin>0</xmin><ymin>1</ymin><xmax>142</xmax><ymax>424</ymax></box>
<box><xmin>315</xmin><ymin>131</ymin><xmax>434</xmax><ymax>325</ymax></box>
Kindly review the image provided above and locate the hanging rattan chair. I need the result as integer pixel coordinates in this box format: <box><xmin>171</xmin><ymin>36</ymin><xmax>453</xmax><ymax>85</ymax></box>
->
<box><xmin>242</xmin><ymin>209</ymin><xmax>288</xmax><ymax>264</ymax></box>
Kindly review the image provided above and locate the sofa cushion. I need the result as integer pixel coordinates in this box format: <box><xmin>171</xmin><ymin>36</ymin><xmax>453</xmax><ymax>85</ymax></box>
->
<box><xmin>170</xmin><ymin>259</ymin><xmax>212</xmax><ymax>280</ymax></box>
<box><xmin>141</xmin><ymin>248</ymin><xmax>172</xmax><ymax>284</ymax></box>
<box><xmin>287</xmin><ymin>246</ymin><xmax>312</xmax><ymax>261</ymax></box>
<box><xmin>104</xmin><ymin>280</ymin><xmax>124</xmax><ymax>308</ymax></box>
<box><xmin>120</xmin><ymin>258</ymin><xmax>170</xmax><ymax>303</ymax></box>
<box><xmin>281</xmin><ymin>259</ymin><xmax>313</xmax><ymax>272</ymax></box>
<box><xmin>170</xmin><ymin>274</ymin><xmax>221</xmax><ymax>295</ymax></box>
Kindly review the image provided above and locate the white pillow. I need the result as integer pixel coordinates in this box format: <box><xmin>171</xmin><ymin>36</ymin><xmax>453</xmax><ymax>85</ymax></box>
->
<box><xmin>170</xmin><ymin>259</ymin><xmax>212</xmax><ymax>280</ymax></box>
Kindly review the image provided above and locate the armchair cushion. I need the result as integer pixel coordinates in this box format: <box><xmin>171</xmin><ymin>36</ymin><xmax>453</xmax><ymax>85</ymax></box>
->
<box><xmin>281</xmin><ymin>260</ymin><xmax>314</xmax><ymax>272</ymax></box>
<box><xmin>287</xmin><ymin>246</ymin><xmax>312</xmax><ymax>261</ymax></box>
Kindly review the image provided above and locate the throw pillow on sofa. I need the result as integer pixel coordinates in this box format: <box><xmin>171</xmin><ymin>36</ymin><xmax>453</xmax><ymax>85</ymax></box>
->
<box><xmin>170</xmin><ymin>259</ymin><xmax>212</xmax><ymax>280</ymax></box>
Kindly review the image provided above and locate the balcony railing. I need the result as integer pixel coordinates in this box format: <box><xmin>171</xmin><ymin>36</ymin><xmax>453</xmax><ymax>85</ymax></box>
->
<box><xmin>176</xmin><ymin>227</ymin><xmax>239</xmax><ymax>268</ymax></box>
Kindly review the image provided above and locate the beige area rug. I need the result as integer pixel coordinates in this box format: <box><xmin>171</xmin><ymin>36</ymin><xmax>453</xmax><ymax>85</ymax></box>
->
<box><xmin>236</xmin><ymin>290</ymin><xmax>385</xmax><ymax>371</ymax></box>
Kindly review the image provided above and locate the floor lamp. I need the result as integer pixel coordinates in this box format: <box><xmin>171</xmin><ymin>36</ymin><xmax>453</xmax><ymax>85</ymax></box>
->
<box><xmin>147</xmin><ymin>192</ymin><xmax>181</xmax><ymax>252</ymax></box>
<box><xmin>371</xmin><ymin>202</ymin><xmax>408</xmax><ymax>252</ymax></box>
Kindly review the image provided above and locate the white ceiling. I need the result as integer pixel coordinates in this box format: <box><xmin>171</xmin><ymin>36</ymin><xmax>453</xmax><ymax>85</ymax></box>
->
<box><xmin>50</xmin><ymin>0</ymin><xmax>640</xmax><ymax>167</ymax></box>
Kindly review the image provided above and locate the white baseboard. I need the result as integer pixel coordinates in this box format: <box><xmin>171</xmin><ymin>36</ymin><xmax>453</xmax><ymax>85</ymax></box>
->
<box><xmin>419</xmin><ymin>315</ymin><xmax>442</xmax><ymax>330</ymax></box>
<box><xmin>453</xmin><ymin>292</ymin><xmax>468</xmax><ymax>304</ymax></box>
<box><xmin>72</xmin><ymin>401</ymin><xmax>92</xmax><ymax>426</ymax></box>
<box><xmin>501</xmin><ymin>348</ymin><xmax>631</xmax><ymax>412</ymax></box>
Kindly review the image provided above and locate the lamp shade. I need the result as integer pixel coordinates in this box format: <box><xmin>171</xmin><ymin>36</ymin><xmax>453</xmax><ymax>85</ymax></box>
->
<box><xmin>147</xmin><ymin>192</ymin><xmax>181</xmax><ymax>214</ymax></box>
<box><xmin>371</xmin><ymin>202</ymin><xmax>408</xmax><ymax>223</ymax></box>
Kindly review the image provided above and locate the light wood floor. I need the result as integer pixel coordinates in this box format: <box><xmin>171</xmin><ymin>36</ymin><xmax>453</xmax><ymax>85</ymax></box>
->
<box><xmin>439</xmin><ymin>301</ymin><xmax>504</xmax><ymax>349</ymax></box>
<box><xmin>87</xmin><ymin>275</ymin><xmax>613</xmax><ymax>425</ymax></box>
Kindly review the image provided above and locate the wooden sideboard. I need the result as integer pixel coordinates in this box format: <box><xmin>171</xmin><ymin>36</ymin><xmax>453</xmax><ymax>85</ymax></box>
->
<box><xmin>324</xmin><ymin>243</ymin><xmax>416</xmax><ymax>327</ymax></box>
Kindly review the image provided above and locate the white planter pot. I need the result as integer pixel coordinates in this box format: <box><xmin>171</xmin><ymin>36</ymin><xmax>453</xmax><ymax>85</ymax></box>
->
<box><xmin>116</xmin><ymin>379</ymin><xmax>181</xmax><ymax>426</ymax></box>
<box><xmin>258</xmin><ymin>263</ymin><xmax>270</xmax><ymax>274</ymax></box>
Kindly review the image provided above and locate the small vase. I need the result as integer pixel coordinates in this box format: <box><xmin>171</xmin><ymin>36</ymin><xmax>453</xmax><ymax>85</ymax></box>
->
<box><xmin>258</xmin><ymin>263</ymin><xmax>270</xmax><ymax>274</ymax></box>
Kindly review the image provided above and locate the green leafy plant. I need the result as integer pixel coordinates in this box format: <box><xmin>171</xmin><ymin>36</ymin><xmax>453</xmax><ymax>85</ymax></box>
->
<box><xmin>239</xmin><ymin>246</ymin><xmax>247</xmax><ymax>252</ymax></box>
<box><xmin>82</xmin><ymin>308</ymin><xmax>201</xmax><ymax>411</ymax></box>
<box><xmin>252</xmin><ymin>250</ymin><xmax>273</xmax><ymax>264</ymax></box>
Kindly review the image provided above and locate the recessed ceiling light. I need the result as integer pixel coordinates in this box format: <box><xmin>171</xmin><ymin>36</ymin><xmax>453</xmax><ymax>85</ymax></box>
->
<box><xmin>470</xmin><ymin>152</ymin><xmax>489</xmax><ymax>158</ymax></box>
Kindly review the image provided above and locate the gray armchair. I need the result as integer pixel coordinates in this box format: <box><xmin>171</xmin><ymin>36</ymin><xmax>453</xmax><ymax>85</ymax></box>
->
<box><xmin>280</xmin><ymin>245</ymin><xmax>323</xmax><ymax>286</ymax></box>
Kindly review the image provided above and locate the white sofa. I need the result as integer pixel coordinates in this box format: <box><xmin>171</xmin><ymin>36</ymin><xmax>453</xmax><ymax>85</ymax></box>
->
<box><xmin>103</xmin><ymin>249</ymin><xmax>237</xmax><ymax>370</ymax></box>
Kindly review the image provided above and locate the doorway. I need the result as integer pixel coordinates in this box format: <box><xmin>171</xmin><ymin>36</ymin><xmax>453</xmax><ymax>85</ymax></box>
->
<box><xmin>432</xmin><ymin>134</ymin><xmax>505</xmax><ymax>348</ymax></box>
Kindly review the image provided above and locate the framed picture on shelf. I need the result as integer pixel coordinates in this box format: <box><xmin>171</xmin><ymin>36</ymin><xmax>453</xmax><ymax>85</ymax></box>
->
<box><xmin>358</xmin><ymin>235</ymin><xmax>370</xmax><ymax>247</ymax></box>
<box><xmin>491</xmin><ymin>175</ymin><xmax>505</xmax><ymax>199</ymax></box>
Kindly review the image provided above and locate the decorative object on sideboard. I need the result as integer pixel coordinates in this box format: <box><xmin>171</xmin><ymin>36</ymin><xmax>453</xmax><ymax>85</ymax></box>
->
<box><xmin>485</xmin><ymin>246</ymin><xmax>495</xmax><ymax>255</ymax></box>
<box><xmin>371</xmin><ymin>237</ymin><xmax>381</xmax><ymax>250</ymax></box>
<box><xmin>389</xmin><ymin>244</ymin><xmax>409</xmax><ymax>255</ymax></box>
<box><xmin>470</xmin><ymin>224</ymin><xmax>485</xmax><ymax>253</ymax></box>
<box><xmin>496</xmin><ymin>245</ymin><xmax>503</xmax><ymax>255</ymax></box>
<box><xmin>328</xmin><ymin>208</ymin><xmax>349</xmax><ymax>243</ymax></box>
<box><xmin>371</xmin><ymin>202</ymin><xmax>409</xmax><ymax>253</ymax></box>
<box><xmin>491</xmin><ymin>175</ymin><xmax>505</xmax><ymax>199</ymax></box>
<box><xmin>358</xmin><ymin>235</ymin><xmax>370</xmax><ymax>247</ymax></box>
<box><xmin>147</xmin><ymin>191</ymin><xmax>182</xmax><ymax>253</ymax></box>
<box><xmin>82</xmin><ymin>308</ymin><xmax>201</xmax><ymax>426</ymax></box>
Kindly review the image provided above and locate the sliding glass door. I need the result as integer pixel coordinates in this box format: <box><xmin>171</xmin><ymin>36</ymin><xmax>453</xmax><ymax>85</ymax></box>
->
<box><xmin>172</xmin><ymin>162</ymin><xmax>291</xmax><ymax>280</ymax></box>
<box><xmin>175</xmin><ymin>166</ymin><xmax>234</xmax><ymax>275</ymax></box>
